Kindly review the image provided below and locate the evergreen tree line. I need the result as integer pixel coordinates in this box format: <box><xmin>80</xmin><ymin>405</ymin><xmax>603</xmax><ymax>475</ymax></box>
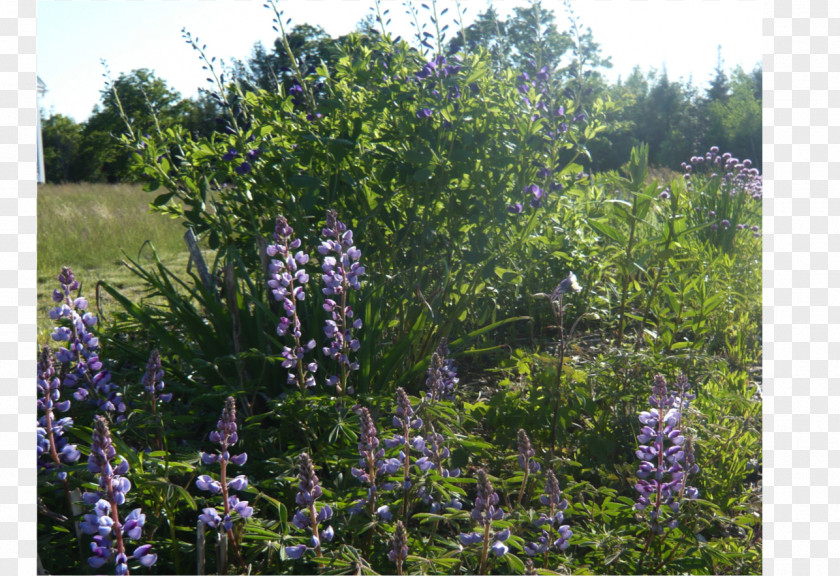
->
<box><xmin>39</xmin><ymin>2</ymin><xmax>761</xmax><ymax>184</ymax></box>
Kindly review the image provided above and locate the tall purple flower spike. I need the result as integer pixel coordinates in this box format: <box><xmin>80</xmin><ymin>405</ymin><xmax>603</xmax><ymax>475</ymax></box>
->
<box><xmin>287</xmin><ymin>452</ymin><xmax>331</xmax><ymax>559</ymax></box>
<box><xmin>634</xmin><ymin>373</ymin><xmax>699</xmax><ymax>529</ymax></box>
<box><xmin>197</xmin><ymin>397</ymin><xmax>253</xmax><ymax>531</ymax></box>
<box><xmin>81</xmin><ymin>416</ymin><xmax>156</xmax><ymax>572</ymax></box>
<box><xmin>319</xmin><ymin>209</ymin><xmax>365</xmax><ymax>395</ymax></box>
<box><xmin>49</xmin><ymin>266</ymin><xmax>126</xmax><ymax>419</ymax></box>
<box><xmin>267</xmin><ymin>215</ymin><xmax>318</xmax><ymax>392</ymax></box>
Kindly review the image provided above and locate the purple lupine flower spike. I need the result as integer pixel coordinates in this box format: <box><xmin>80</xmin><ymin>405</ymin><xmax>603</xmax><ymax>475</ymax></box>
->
<box><xmin>350</xmin><ymin>405</ymin><xmax>385</xmax><ymax>517</ymax></box>
<box><xmin>425</xmin><ymin>338</ymin><xmax>458</xmax><ymax>403</ymax></box>
<box><xmin>517</xmin><ymin>429</ymin><xmax>540</xmax><ymax>474</ymax></box>
<box><xmin>37</xmin><ymin>346</ymin><xmax>80</xmax><ymax>479</ymax></box>
<box><xmin>267</xmin><ymin>215</ymin><xmax>317</xmax><ymax>393</ymax></box>
<box><xmin>516</xmin><ymin>429</ymin><xmax>540</xmax><ymax>507</ymax></box>
<box><xmin>634</xmin><ymin>373</ymin><xmax>699</xmax><ymax>529</ymax></box>
<box><xmin>195</xmin><ymin>396</ymin><xmax>253</xmax><ymax>531</ymax></box>
<box><xmin>197</xmin><ymin>397</ymin><xmax>251</xmax><ymax>571</ymax></box>
<box><xmin>389</xmin><ymin>520</ymin><xmax>409</xmax><ymax>575</ymax></box>
<box><xmin>142</xmin><ymin>349</ymin><xmax>171</xmax><ymax>405</ymax></box>
<box><xmin>319</xmin><ymin>209</ymin><xmax>364</xmax><ymax>395</ymax></box>
<box><xmin>49</xmin><ymin>266</ymin><xmax>125</xmax><ymax>418</ymax></box>
<box><xmin>81</xmin><ymin>416</ymin><xmax>156</xmax><ymax>572</ymax></box>
<box><xmin>461</xmin><ymin>469</ymin><xmax>509</xmax><ymax>572</ymax></box>
<box><xmin>287</xmin><ymin>452</ymin><xmax>328</xmax><ymax>559</ymax></box>
<box><xmin>526</xmin><ymin>469</ymin><xmax>571</xmax><ymax>556</ymax></box>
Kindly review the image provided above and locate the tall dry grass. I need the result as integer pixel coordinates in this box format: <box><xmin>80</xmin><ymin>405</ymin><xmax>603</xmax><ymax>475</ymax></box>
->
<box><xmin>37</xmin><ymin>182</ymin><xmax>193</xmax><ymax>338</ymax></box>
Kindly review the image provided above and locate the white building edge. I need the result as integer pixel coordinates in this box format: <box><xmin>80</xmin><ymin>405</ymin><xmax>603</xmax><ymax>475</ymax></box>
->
<box><xmin>37</xmin><ymin>76</ymin><xmax>46</xmax><ymax>184</ymax></box>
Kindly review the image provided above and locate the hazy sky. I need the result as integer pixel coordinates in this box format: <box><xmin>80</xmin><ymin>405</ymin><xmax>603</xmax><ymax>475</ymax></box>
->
<box><xmin>37</xmin><ymin>0</ymin><xmax>764</xmax><ymax>122</ymax></box>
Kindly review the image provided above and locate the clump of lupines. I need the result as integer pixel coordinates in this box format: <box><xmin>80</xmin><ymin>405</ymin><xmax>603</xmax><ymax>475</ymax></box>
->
<box><xmin>425</xmin><ymin>337</ymin><xmax>458</xmax><ymax>403</ymax></box>
<box><xmin>81</xmin><ymin>416</ymin><xmax>156</xmax><ymax>573</ymax></box>
<box><xmin>460</xmin><ymin>469</ymin><xmax>510</xmax><ymax>574</ymax></box>
<box><xmin>49</xmin><ymin>266</ymin><xmax>125</xmax><ymax>418</ymax></box>
<box><xmin>681</xmin><ymin>146</ymin><xmax>762</xmax><ymax>240</ymax></box>
<box><xmin>524</xmin><ymin>469</ymin><xmax>572</xmax><ymax>560</ymax></box>
<box><xmin>319</xmin><ymin>209</ymin><xmax>365</xmax><ymax>395</ymax></box>
<box><xmin>37</xmin><ymin>346</ymin><xmax>80</xmax><ymax>478</ymax></box>
<box><xmin>266</xmin><ymin>215</ymin><xmax>318</xmax><ymax>392</ymax></box>
<box><xmin>634</xmin><ymin>373</ymin><xmax>699</xmax><ymax>529</ymax></box>
<box><xmin>286</xmin><ymin>452</ymin><xmax>333</xmax><ymax>559</ymax></box>
<box><xmin>516</xmin><ymin>429</ymin><xmax>540</xmax><ymax>505</ymax></box>
<box><xmin>197</xmin><ymin>397</ymin><xmax>252</xmax><ymax>571</ymax></box>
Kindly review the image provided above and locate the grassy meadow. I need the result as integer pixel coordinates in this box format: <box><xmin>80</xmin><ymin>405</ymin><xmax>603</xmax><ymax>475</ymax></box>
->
<box><xmin>37</xmin><ymin>183</ymin><xmax>194</xmax><ymax>338</ymax></box>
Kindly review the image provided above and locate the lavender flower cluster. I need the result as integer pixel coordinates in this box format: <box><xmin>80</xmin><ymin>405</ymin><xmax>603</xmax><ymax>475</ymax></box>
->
<box><xmin>350</xmin><ymin>405</ymin><xmax>394</xmax><ymax>519</ymax></box>
<box><xmin>36</xmin><ymin>346</ymin><xmax>80</xmax><ymax>478</ymax></box>
<box><xmin>682</xmin><ymin>146</ymin><xmax>762</xmax><ymax>237</ymax></box>
<box><xmin>197</xmin><ymin>397</ymin><xmax>253</xmax><ymax>530</ymax></box>
<box><xmin>81</xmin><ymin>416</ymin><xmax>156</xmax><ymax>573</ymax></box>
<box><xmin>413</xmin><ymin>53</ymin><xmax>464</xmax><ymax>120</ymax></box>
<box><xmin>425</xmin><ymin>338</ymin><xmax>458</xmax><ymax>403</ymax></box>
<box><xmin>286</xmin><ymin>452</ymin><xmax>334</xmax><ymax>559</ymax></box>
<box><xmin>524</xmin><ymin>470</ymin><xmax>572</xmax><ymax>556</ymax></box>
<box><xmin>267</xmin><ymin>215</ymin><xmax>318</xmax><ymax>391</ymax></box>
<box><xmin>507</xmin><ymin>66</ymin><xmax>579</xmax><ymax>215</ymax></box>
<box><xmin>319</xmin><ymin>209</ymin><xmax>365</xmax><ymax>393</ymax></box>
<box><xmin>634</xmin><ymin>374</ymin><xmax>699</xmax><ymax>528</ymax></box>
<box><xmin>266</xmin><ymin>210</ymin><xmax>365</xmax><ymax>395</ymax></box>
<box><xmin>141</xmin><ymin>349</ymin><xmax>171</xmax><ymax>406</ymax></box>
<box><xmin>49</xmin><ymin>267</ymin><xmax>125</xmax><ymax>417</ymax></box>
<box><xmin>459</xmin><ymin>469</ymin><xmax>510</xmax><ymax>559</ymax></box>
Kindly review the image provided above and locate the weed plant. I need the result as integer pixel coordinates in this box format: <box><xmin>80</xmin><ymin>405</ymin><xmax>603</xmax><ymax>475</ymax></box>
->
<box><xmin>37</xmin><ymin>1</ymin><xmax>761</xmax><ymax>574</ymax></box>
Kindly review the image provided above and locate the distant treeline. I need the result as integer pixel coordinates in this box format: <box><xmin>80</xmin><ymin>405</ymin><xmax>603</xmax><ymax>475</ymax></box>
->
<box><xmin>39</xmin><ymin>2</ymin><xmax>761</xmax><ymax>184</ymax></box>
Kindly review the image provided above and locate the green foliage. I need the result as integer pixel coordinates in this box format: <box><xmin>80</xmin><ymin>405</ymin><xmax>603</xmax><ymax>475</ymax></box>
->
<box><xmin>41</xmin><ymin>113</ymin><xmax>83</xmax><ymax>183</ymax></box>
<box><xmin>37</xmin><ymin>3</ymin><xmax>760</xmax><ymax>575</ymax></box>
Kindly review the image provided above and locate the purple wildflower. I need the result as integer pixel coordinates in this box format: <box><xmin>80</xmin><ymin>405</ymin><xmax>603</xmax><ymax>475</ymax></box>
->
<box><xmin>524</xmin><ymin>184</ymin><xmax>544</xmax><ymax>208</ymax></box>
<box><xmin>197</xmin><ymin>397</ymin><xmax>252</xmax><ymax>554</ymax></box>
<box><xmin>516</xmin><ymin>429</ymin><xmax>540</xmax><ymax>507</ymax></box>
<box><xmin>267</xmin><ymin>215</ymin><xmax>317</xmax><ymax>392</ymax></box>
<box><xmin>319</xmin><ymin>209</ymin><xmax>364</xmax><ymax>395</ymax></box>
<box><xmin>49</xmin><ymin>266</ymin><xmax>125</xmax><ymax>418</ymax></box>
<box><xmin>287</xmin><ymin>452</ymin><xmax>329</xmax><ymax>559</ymax></box>
<box><xmin>419</xmin><ymin>423</ymin><xmax>460</xmax><ymax>479</ymax></box>
<box><xmin>526</xmin><ymin>469</ymin><xmax>571</xmax><ymax>556</ymax></box>
<box><xmin>81</xmin><ymin>416</ymin><xmax>156</xmax><ymax>572</ymax></box>
<box><xmin>350</xmin><ymin>405</ymin><xmax>387</xmax><ymax>518</ymax></box>
<box><xmin>551</xmin><ymin>272</ymin><xmax>581</xmax><ymax>300</ymax></box>
<box><xmin>634</xmin><ymin>374</ymin><xmax>699</xmax><ymax>529</ymax></box>
<box><xmin>37</xmin><ymin>346</ymin><xmax>80</xmax><ymax>479</ymax></box>
<box><xmin>425</xmin><ymin>338</ymin><xmax>458</xmax><ymax>403</ymax></box>
<box><xmin>389</xmin><ymin>520</ymin><xmax>409</xmax><ymax>575</ymax></box>
<box><xmin>142</xmin><ymin>349</ymin><xmax>171</xmax><ymax>408</ymax></box>
<box><xmin>461</xmin><ymin>469</ymin><xmax>509</xmax><ymax>572</ymax></box>
<box><xmin>386</xmin><ymin>387</ymin><xmax>425</xmax><ymax>514</ymax></box>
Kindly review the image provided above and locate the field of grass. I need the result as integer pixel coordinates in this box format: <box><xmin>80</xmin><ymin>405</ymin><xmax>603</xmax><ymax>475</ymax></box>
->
<box><xmin>37</xmin><ymin>183</ymin><xmax>194</xmax><ymax>339</ymax></box>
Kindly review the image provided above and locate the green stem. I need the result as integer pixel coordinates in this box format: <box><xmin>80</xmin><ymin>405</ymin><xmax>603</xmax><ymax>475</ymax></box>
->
<box><xmin>479</xmin><ymin>522</ymin><xmax>492</xmax><ymax>575</ymax></box>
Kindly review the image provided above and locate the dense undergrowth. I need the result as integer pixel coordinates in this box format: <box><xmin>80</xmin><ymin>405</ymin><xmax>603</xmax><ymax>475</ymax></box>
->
<box><xmin>37</xmin><ymin>1</ymin><xmax>761</xmax><ymax>574</ymax></box>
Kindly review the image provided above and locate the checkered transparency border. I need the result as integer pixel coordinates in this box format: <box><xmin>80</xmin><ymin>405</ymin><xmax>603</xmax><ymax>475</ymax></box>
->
<box><xmin>7</xmin><ymin>0</ymin><xmax>837</xmax><ymax>574</ymax></box>
<box><xmin>3</xmin><ymin>0</ymin><xmax>37</xmax><ymax>572</ymax></box>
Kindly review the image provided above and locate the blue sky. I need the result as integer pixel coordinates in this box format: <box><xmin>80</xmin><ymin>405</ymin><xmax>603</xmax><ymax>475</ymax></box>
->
<box><xmin>37</xmin><ymin>0</ymin><xmax>764</xmax><ymax>122</ymax></box>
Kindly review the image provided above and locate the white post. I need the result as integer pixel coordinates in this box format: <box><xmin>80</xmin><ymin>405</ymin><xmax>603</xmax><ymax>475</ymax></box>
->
<box><xmin>36</xmin><ymin>76</ymin><xmax>46</xmax><ymax>184</ymax></box>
